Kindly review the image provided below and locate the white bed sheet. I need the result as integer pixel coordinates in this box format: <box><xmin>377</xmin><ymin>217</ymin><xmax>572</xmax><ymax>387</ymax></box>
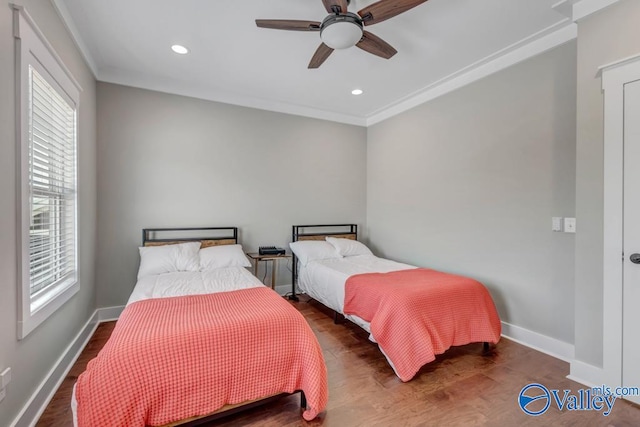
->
<box><xmin>73</xmin><ymin>267</ymin><xmax>265</xmax><ymax>426</ymax></box>
<box><xmin>127</xmin><ymin>267</ymin><xmax>265</xmax><ymax>305</ymax></box>
<box><xmin>298</xmin><ymin>254</ymin><xmax>415</xmax><ymax>333</ymax></box>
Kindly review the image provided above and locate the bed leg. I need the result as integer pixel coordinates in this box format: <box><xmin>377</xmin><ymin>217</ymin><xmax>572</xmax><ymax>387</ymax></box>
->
<box><xmin>289</xmin><ymin>277</ymin><xmax>299</xmax><ymax>301</ymax></box>
<box><xmin>334</xmin><ymin>311</ymin><xmax>344</xmax><ymax>324</ymax></box>
<box><xmin>483</xmin><ymin>342</ymin><xmax>490</xmax><ymax>352</ymax></box>
<box><xmin>300</xmin><ymin>390</ymin><xmax>307</xmax><ymax>409</ymax></box>
<box><xmin>290</xmin><ymin>252</ymin><xmax>299</xmax><ymax>301</ymax></box>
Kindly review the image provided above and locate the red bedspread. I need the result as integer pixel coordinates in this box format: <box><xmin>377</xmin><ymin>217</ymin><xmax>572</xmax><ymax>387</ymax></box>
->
<box><xmin>344</xmin><ymin>268</ymin><xmax>501</xmax><ymax>382</ymax></box>
<box><xmin>76</xmin><ymin>287</ymin><xmax>328</xmax><ymax>426</ymax></box>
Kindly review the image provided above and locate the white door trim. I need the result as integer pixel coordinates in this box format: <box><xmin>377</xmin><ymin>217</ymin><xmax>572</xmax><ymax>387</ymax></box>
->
<box><xmin>600</xmin><ymin>52</ymin><xmax>640</xmax><ymax>389</ymax></box>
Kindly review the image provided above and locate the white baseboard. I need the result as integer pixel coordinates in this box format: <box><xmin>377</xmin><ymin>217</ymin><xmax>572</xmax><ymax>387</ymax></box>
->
<box><xmin>98</xmin><ymin>305</ymin><xmax>125</xmax><ymax>321</ymax></box>
<box><xmin>281</xmin><ymin>297</ymin><xmax>575</xmax><ymax>364</ymax></box>
<box><xmin>501</xmin><ymin>321</ymin><xmax>575</xmax><ymax>362</ymax></box>
<box><xmin>568</xmin><ymin>359</ymin><xmax>606</xmax><ymax>388</ymax></box>
<box><xmin>13</xmin><ymin>305</ymin><xmax>582</xmax><ymax>426</ymax></box>
<box><xmin>280</xmin><ymin>298</ymin><xmax>575</xmax><ymax>364</ymax></box>
<box><xmin>11</xmin><ymin>306</ymin><xmax>123</xmax><ymax>427</ymax></box>
<box><xmin>11</xmin><ymin>311</ymin><xmax>100</xmax><ymax>427</ymax></box>
<box><xmin>274</xmin><ymin>284</ymin><xmax>293</xmax><ymax>297</ymax></box>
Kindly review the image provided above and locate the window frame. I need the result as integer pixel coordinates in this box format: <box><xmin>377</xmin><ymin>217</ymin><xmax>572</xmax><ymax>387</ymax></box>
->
<box><xmin>14</xmin><ymin>6</ymin><xmax>82</xmax><ymax>339</ymax></box>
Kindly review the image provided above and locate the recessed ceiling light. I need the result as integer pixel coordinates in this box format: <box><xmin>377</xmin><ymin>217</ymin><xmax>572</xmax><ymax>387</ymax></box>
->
<box><xmin>351</xmin><ymin>89</ymin><xmax>363</xmax><ymax>96</ymax></box>
<box><xmin>171</xmin><ymin>45</ymin><xmax>189</xmax><ymax>55</ymax></box>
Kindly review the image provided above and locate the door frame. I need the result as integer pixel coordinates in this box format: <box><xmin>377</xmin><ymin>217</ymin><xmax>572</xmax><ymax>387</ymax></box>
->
<box><xmin>600</xmin><ymin>52</ymin><xmax>640</xmax><ymax>389</ymax></box>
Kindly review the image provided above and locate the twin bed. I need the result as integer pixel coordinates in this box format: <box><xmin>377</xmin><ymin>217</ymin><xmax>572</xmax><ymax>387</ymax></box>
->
<box><xmin>73</xmin><ymin>227</ymin><xmax>327</xmax><ymax>427</ymax></box>
<box><xmin>290</xmin><ymin>224</ymin><xmax>502</xmax><ymax>382</ymax></box>
<box><xmin>73</xmin><ymin>224</ymin><xmax>502</xmax><ymax>425</ymax></box>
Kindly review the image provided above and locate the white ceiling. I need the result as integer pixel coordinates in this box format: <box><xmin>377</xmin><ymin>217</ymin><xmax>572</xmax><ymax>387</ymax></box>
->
<box><xmin>53</xmin><ymin>0</ymin><xmax>573</xmax><ymax>126</ymax></box>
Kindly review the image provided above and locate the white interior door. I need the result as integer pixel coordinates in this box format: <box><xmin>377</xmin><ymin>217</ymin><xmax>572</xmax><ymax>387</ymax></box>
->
<box><xmin>623</xmin><ymin>78</ymin><xmax>640</xmax><ymax>405</ymax></box>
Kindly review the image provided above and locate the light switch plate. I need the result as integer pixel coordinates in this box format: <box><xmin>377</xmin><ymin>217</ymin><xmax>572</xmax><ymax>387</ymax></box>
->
<box><xmin>564</xmin><ymin>217</ymin><xmax>576</xmax><ymax>233</ymax></box>
<box><xmin>552</xmin><ymin>217</ymin><xmax>563</xmax><ymax>232</ymax></box>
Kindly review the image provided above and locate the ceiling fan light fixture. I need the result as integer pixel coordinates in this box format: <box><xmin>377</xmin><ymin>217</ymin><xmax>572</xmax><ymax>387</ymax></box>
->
<box><xmin>320</xmin><ymin>13</ymin><xmax>363</xmax><ymax>50</ymax></box>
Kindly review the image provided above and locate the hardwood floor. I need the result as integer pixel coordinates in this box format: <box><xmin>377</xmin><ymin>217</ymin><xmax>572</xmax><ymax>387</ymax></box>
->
<box><xmin>38</xmin><ymin>296</ymin><xmax>640</xmax><ymax>426</ymax></box>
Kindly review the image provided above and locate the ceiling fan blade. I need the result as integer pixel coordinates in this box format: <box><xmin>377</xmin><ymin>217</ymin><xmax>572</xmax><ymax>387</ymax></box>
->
<box><xmin>255</xmin><ymin>19</ymin><xmax>321</xmax><ymax>31</ymax></box>
<box><xmin>358</xmin><ymin>0</ymin><xmax>429</xmax><ymax>26</ymax></box>
<box><xmin>308</xmin><ymin>43</ymin><xmax>335</xmax><ymax>69</ymax></box>
<box><xmin>322</xmin><ymin>0</ymin><xmax>349</xmax><ymax>14</ymax></box>
<box><xmin>356</xmin><ymin>31</ymin><xmax>397</xmax><ymax>59</ymax></box>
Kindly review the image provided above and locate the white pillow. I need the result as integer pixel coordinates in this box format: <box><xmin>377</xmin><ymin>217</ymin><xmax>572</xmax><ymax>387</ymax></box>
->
<box><xmin>289</xmin><ymin>240</ymin><xmax>342</xmax><ymax>266</ymax></box>
<box><xmin>326</xmin><ymin>237</ymin><xmax>373</xmax><ymax>257</ymax></box>
<box><xmin>137</xmin><ymin>242</ymin><xmax>201</xmax><ymax>279</ymax></box>
<box><xmin>199</xmin><ymin>244</ymin><xmax>251</xmax><ymax>271</ymax></box>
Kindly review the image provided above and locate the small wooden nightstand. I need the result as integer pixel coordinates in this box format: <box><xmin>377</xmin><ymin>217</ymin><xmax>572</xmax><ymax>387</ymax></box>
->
<box><xmin>245</xmin><ymin>253</ymin><xmax>292</xmax><ymax>289</ymax></box>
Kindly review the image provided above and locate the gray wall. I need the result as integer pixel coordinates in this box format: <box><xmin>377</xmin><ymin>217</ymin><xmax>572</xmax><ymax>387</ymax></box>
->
<box><xmin>0</xmin><ymin>0</ymin><xmax>97</xmax><ymax>424</ymax></box>
<box><xmin>2</xmin><ymin>2</ymin><xmax>635</xmax><ymax>422</ymax></box>
<box><xmin>96</xmin><ymin>83</ymin><xmax>367</xmax><ymax>307</ymax></box>
<box><xmin>574</xmin><ymin>0</ymin><xmax>640</xmax><ymax>367</ymax></box>
<box><xmin>367</xmin><ymin>42</ymin><xmax>577</xmax><ymax>344</ymax></box>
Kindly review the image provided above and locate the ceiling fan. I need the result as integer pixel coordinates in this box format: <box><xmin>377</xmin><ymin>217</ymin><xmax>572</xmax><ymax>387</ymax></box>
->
<box><xmin>255</xmin><ymin>0</ymin><xmax>429</xmax><ymax>68</ymax></box>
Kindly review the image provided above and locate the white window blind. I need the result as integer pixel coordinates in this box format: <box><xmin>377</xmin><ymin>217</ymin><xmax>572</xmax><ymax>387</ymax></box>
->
<box><xmin>28</xmin><ymin>65</ymin><xmax>77</xmax><ymax>300</ymax></box>
<box><xmin>15</xmin><ymin>5</ymin><xmax>82</xmax><ymax>339</ymax></box>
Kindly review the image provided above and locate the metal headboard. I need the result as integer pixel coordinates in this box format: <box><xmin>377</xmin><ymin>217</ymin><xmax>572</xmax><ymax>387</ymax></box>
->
<box><xmin>290</xmin><ymin>224</ymin><xmax>358</xmax><ymax>301</ymax></box>
<box><xmin>142</xmin><ymin>227</ymin><xmax>238</xmax><ymax>247</ymax></box>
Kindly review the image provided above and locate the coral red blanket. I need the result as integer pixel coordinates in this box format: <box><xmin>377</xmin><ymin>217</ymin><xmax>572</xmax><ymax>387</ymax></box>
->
<box><xmin>76</xmin><ymin>287</ymin><xmax>327</xmax><ymax>426</ymax></box>
<box><xmin>344</xmin><ymin>268</ymin><xmax>501</xmax><ymax>382</ymax></box>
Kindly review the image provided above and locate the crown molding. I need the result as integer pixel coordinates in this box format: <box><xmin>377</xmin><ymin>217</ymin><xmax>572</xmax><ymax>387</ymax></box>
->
<box><xmin>552</xmin><ymin>0</ymin><xmax>621</xmax><ymax>22</ymax></box>
<box><xmin>365</xmin><ymin>21</ymin><xmax>576</xmax><ymax>126</ymax></box>
<box><xmin>98</xmin><ymin>67</ymin><xmax>368</xmax><ymax>126</ymax></box>
<box><xmin>50</xmin><ymin>0</ymin><xmax>98</xmax><ymax>78</ymax></box>
<box><xmin>52</xmin><ymin>0</ymin><xmax>581</xmax><ymax>128</ymax></box>
<box><xmin>49</xmin><ymin>1</ymin><xmax>365</xmax><ymax>125</ymax></box>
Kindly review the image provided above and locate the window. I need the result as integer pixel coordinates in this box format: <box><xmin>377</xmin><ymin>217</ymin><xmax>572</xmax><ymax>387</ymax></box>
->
<box><xmin>28</xmin><ymin>67</ymin><xmax>77</xmax><ymax>304</ymax></box>
<box><xmin>14</xmin><ymin>6</ymin><xmax>82</xmax><ymax>339</ymax></box>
